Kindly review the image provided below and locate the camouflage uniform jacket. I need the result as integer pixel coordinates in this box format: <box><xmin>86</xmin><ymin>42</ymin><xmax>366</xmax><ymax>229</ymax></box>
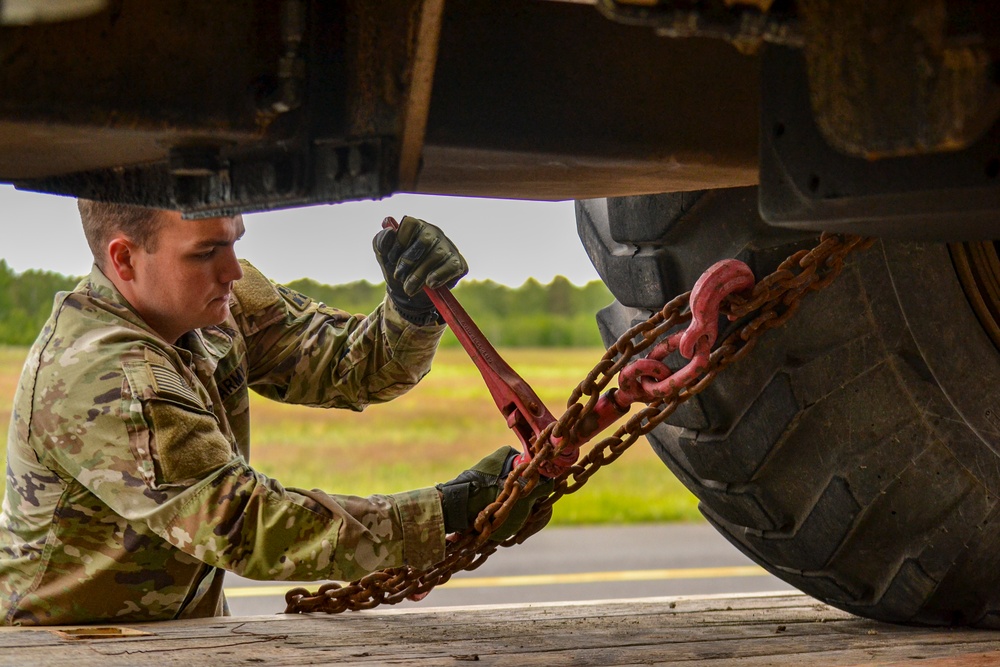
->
<box><xmin>0</xmin><ymin>261</ymin><xmax>447</xmax><ymax>625</ymax></box>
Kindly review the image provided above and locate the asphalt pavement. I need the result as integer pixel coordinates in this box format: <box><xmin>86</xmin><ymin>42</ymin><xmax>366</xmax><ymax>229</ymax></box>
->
<box><xmin>224</xmin><ymin>523</ymin><xmax>796</xmax><ymax>616</ymax></box>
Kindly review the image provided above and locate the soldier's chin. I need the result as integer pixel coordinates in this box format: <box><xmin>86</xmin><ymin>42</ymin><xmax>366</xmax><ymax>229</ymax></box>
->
<box><xmin>207</xmin><ymin>299</ymin><xmax>231</xmax><ymax>324</ymax></box>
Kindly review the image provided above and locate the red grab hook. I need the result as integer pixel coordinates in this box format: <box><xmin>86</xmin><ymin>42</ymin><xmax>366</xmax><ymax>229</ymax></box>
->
<box><xmin>618</xmin><ymin>259</ymin><xmax>755</xmax><ymax>403</ymax></box>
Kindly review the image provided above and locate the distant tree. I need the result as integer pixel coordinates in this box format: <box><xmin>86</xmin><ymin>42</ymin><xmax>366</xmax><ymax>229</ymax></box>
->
<box><xmin>0</xmin><ymin>261</ymin><xmax>79</xmax><ymax>346</ymax></box>
<box><xmin>547</xmin><ymin>275</ymin><xmax>574</xmax><ymax>316</ymax></box>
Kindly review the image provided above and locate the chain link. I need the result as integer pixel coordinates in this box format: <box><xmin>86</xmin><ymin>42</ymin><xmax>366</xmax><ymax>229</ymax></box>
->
<box><xmin>283</xmin><ymin>232</ymin><xmax>876</xmax><ymax>615</ymax></box>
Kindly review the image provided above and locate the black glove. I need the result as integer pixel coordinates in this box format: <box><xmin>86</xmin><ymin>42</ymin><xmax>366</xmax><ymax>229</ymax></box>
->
<box><xmin>373</xmin><ymin>216</ymin><xmax>469</xmax><ymax>326</ymax></box>
<box><xmin>437</xmin><ymin>446</ymin><xmax>554</xmax><ymax>542</ymax></box>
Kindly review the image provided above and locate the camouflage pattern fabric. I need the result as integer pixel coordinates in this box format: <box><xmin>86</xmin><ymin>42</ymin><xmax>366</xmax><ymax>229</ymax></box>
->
<box><xmin>0</xmin><ymin>261</ymin><xmax>447</xmax><ymax>625</ymax></box>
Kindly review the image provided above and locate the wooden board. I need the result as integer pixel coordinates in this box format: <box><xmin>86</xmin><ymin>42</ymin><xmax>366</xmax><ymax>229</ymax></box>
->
<box><xmin>3</xmin><ymin>592</ymin><xmax>1000</xmax><ymax>666</ymax></box>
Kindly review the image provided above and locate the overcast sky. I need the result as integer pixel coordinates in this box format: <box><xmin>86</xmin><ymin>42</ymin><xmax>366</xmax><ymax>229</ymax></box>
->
<box><xmin>0</xmin><ymin>185</ymin><xmax>601</xmax><ymax>287</ymax></box>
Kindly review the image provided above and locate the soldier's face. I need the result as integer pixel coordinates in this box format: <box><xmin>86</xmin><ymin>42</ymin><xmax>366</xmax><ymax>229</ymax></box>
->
<box><xmin>126</xmin><ymin>211</ymin><xmax>245</xmax><ymax>343</ymax></box>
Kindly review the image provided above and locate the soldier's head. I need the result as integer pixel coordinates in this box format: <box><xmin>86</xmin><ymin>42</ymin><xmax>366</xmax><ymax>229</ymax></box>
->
<box><xmin>79</xmin><ymin>200</ymin><xmax>163</xmax><ymax>271</ymax></box>
<box><xmin>78</xmin><ymin>201</ymin><xmax>245</xmax><ymax>344</ymax></box>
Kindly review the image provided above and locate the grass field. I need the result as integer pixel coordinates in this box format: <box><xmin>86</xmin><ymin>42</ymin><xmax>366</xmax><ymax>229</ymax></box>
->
<box><xmin>0</xmin><ymin>345</ymin><xmax>701</xmax><ymax>525</ymax></box>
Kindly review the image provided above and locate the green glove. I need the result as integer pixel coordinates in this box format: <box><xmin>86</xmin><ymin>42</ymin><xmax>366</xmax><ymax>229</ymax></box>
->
<box><xmin>373</xmin><ymin>216</ymin><xmax>468</xmax><ymax>325</ymax></box>
<box><xmin>437</xmin><ymin>446</ymin><xmax>554</xmax><ymax>542</ymax></box>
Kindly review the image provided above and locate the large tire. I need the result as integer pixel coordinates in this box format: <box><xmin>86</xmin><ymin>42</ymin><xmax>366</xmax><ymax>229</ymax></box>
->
<box><xmin>577</xmin><ymin>186</ymin><xmax>1000</xmax><ymax>627</ymax></box>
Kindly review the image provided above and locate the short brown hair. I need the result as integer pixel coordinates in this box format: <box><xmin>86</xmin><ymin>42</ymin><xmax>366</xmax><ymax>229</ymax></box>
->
<box><xmin>78</xmin><ymin>200</ymin><xmax>164</xmax><ymax>268</ymax></box>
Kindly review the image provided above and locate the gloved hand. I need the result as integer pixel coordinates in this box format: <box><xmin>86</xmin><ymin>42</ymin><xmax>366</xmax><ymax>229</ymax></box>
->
<box><xmin>373</xmin><ymin>216</ymin><xmax>468</xmax><ymax>326</ymax></box>
<box><xmin>437</xmin><ymin>446</ymin><xmax>554</xmax><ymax>542</ymax></box>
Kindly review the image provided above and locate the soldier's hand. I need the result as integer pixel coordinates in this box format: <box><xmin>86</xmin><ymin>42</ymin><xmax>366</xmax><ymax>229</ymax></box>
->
<box><xmin>373</xmin><ymin>216</ymin><xmax>468</xmax><ymax>325</ymax></box>
<box><xmin>437</xmin><ymin>446</ymin><xmax>554</xmax><ymax>542</ymax></box>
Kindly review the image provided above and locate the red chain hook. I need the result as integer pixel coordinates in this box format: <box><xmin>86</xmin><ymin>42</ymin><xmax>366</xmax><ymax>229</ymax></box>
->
<box><xmin>383</xmin><ymin>216</ymin><xmax>755</xmax><ymax>478</ymax></box>
<box><xmin>617</xmin><ymin>259</ymin><xmax>755</xmax><ymax>404</ymax></box>
<box><xmin>547</xmin><ymin>259</ymin><xmax>756</xmax><ymax>473</ymax></box>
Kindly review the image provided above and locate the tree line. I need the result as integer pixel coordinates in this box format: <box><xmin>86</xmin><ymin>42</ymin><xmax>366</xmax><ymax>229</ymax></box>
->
<box><xmin>0</xmin><ymin>260</ymin><xmax>80</xmax><ymax>346</ymax></box>
<box><xmin>0</xmin><ymin>260</ymin><xmax>613</xmax><ymax>348</ymax></box>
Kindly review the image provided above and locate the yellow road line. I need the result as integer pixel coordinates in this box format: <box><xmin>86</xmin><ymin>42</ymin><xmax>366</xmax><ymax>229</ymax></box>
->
<box><xmin>224</xmin><ymin>565</ymin><xmax>768</xmax><ymax>598</ymax></box>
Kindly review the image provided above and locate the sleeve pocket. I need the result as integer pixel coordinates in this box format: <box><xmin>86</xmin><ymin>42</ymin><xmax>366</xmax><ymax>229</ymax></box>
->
<box><xmin>145</xmin><ymin>400</ymin><xmax>236</xmax><ymax>485</ymax></box>
<box><xmin>122</xmin><ymin>358</ymin><xmax>235</xmax><ymax>487</ymax></box>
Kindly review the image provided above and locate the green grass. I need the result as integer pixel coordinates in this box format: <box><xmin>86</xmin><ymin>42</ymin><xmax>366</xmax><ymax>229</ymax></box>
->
<box><xmin>0</xmin><ymin>345</ymin><xmax>702</xmax><ymax>525</ymax></box>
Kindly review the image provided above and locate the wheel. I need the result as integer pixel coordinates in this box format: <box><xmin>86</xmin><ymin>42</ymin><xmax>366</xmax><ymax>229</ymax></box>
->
<box><xmin>576</xmin><ymin>185</ymin><xmax>1000</xmax><ymax>627</ymax></box>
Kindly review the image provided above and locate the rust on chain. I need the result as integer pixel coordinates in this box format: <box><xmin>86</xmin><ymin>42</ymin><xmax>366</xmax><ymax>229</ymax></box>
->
<box><xmin>283</xmin><ymin>232</ymin><xmax>876</xmax><ymax>615</ymax></box>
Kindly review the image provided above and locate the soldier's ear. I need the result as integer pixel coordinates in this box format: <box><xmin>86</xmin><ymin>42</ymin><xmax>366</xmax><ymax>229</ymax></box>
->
<box><xmin>107</xmin><ymin>237</ymin><xmax>136</xmax><ymax>282</ymax></box>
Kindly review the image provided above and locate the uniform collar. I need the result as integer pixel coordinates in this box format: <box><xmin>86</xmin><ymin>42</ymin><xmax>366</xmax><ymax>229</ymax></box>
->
<box><xmin>86</xmin><ymin>264</ymin><xmax>156</xmax><ymax>333</ymax></box>
<box><xmin>179</xmin><ymin>326</ymin><xmax>234</xmax><ymax>373</ymax></box>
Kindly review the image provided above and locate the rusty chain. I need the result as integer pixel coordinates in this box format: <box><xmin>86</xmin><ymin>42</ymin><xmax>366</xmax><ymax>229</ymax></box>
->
<box><xmin>283</xmin><ymin>232</ymin><xmax>876</xmax><ymax>614</ymax></box>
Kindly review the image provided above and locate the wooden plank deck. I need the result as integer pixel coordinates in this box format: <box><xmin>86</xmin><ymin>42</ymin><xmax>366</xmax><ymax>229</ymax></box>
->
<box><xmin>3</xmin><ymin>591</ymin><xmax>1000</xmax><ymax>666</ymax></box>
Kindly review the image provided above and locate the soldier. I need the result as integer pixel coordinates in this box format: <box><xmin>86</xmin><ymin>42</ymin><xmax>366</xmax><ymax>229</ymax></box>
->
<box><xmin>0</xmin><ymin>202</ymin><xmax>549</xmax><ymax>625</ymax></box>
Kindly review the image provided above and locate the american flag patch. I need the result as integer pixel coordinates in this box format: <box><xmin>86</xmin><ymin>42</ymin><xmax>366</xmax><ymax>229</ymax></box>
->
<box><xmin>150</xmin><ymin>364</ymin><xmax>203</xmax><ymax>408</ymax></box>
